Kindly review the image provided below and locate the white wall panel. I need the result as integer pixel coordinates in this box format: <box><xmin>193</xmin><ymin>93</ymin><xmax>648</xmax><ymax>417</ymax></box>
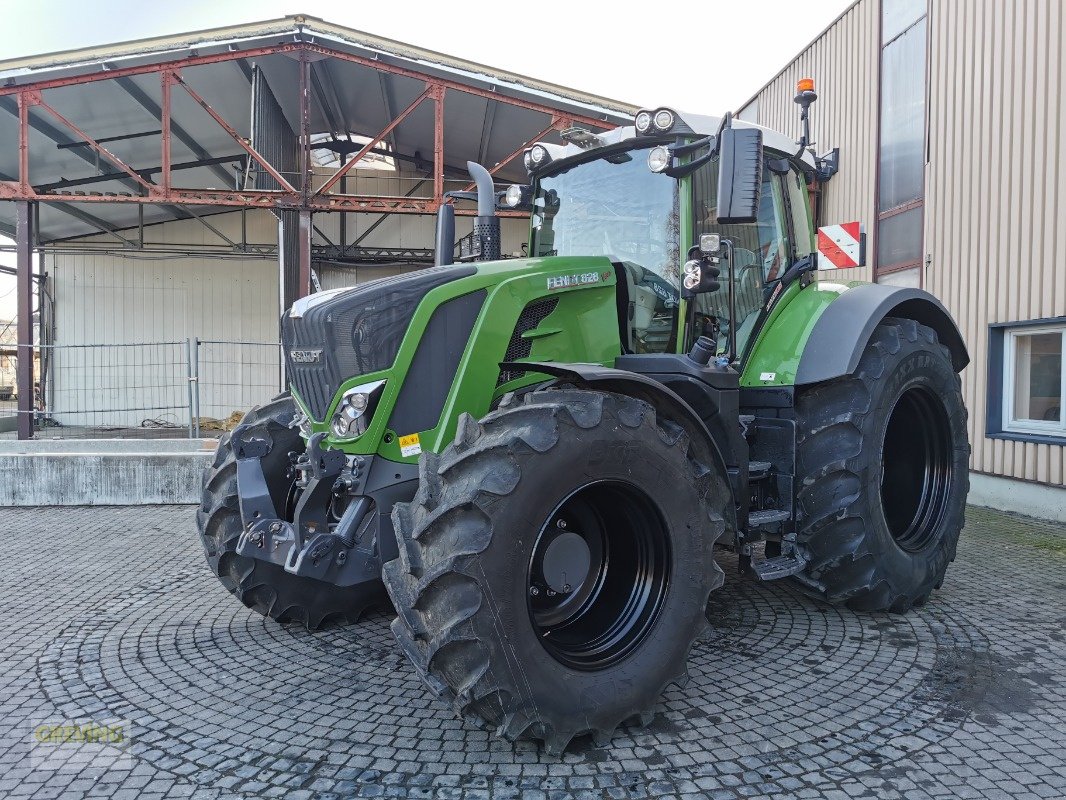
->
<box><xmin>48</xmin><ymin>210</ymin><xmax>281</xmax><ymax>427</ymax></box>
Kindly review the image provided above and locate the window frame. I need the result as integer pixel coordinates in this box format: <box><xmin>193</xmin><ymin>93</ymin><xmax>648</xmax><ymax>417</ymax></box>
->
<box><xmin>874</xmin><ymin>0</ymin><xmax>929</xmax><ymax>283</ymax></box>
<box><xmin>987</xmin><ymin>317</ymin><xmax>1066</xmax><ymax>445</ymax></box>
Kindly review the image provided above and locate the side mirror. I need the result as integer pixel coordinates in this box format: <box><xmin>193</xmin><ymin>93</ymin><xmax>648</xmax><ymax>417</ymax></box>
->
<box><xmin>716</xmin><ymin>126</ymin><xmax>763</xmax><ymax>224</ymax></box>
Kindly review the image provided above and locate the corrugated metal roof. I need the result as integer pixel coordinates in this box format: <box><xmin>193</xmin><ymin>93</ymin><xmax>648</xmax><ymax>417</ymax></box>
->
<box><xmin>0</xmin><ymin>15</ymin><xmax>636</xmax><ymax>242</ymax></box>
<box><xmin>0</xmin><ymin>15</ymin><xmax>636</xmax><ymax>118</ymax></box>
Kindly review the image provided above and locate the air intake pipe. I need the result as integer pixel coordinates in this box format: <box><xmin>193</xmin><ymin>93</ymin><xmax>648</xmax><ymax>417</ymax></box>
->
<box><xmin>434</xmin><ymin>201</ymin><xmax>455</xmax><ymax>266</ymax></box>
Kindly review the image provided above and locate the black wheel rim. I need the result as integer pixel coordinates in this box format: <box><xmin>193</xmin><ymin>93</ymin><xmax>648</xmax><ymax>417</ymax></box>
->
<box><xmin>880</xmin><ymin>385</ymin><xmax>954</xmax><ymax>552</ymax></box>
<box><xmin>526</xmin><ymin>481</ymin><xmax>670</xmax><ymax>671</ymax></box>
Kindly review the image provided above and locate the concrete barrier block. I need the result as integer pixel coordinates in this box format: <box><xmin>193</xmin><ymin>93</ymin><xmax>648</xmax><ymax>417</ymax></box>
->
<box><xmin>0</xmin><ymin>439</ymin><xmax>217</xmax><ymax>506</ymax></box>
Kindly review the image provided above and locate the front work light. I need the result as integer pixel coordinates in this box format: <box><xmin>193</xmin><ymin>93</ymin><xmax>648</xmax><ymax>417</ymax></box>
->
<box><xmin>502</xmin><ymin>184</ymin><xmax>533</xmax><ymax>208</ymax></box>
<box><xmin>647</xmin><ymin>146</ymin><xmax>671</xmax><ymax>173</ymax></box>
<box><xmin>634</xmin><ymin>110</ymin><xmax>653</xmax><ymax>134</ymax></box>
<box><xmin>524</xmin><ymin>146</ymin><xmax>550</xmax><ymax>173</ymax></box>
<box><xmin>652</xmin><ymin>108</ymin><xmax>675</xmax><ymax>132</ymax></box>
<box><xmin>330</xmin><ymin>379</ymin><xmax>386</xmax><ymax>440</ymax></box>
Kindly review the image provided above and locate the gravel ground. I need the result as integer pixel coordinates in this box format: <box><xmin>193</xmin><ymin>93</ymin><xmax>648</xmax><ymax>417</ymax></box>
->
<box><xmin>0</xmin><ymin>504</ymin><xmax>1063</xmax><ymax>799</ymax></box>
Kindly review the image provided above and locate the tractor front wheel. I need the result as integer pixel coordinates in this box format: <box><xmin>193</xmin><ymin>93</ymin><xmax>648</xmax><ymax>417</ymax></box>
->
<box><xmin>792</xmin><ymin>317</ymin><xmax>969</xmax><ymax>612</ymax></box>
<box><xmin>382</xmin><ymin>389</ymin><xmax>731</xmax><ymax>754</ymax></box>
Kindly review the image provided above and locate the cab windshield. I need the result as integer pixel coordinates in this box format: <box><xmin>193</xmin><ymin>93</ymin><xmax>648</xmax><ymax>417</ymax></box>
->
<box><xmin>531</xmin><ymin>151</ymin><xmax>681</xmax><ymax>353</ymax></box>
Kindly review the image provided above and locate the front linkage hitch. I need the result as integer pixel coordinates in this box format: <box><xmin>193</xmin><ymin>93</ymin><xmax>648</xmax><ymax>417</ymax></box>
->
<box><xmin>231</xmin><ymin>425</ymin><xmax>380</xmax><ymax>587</ymax></box>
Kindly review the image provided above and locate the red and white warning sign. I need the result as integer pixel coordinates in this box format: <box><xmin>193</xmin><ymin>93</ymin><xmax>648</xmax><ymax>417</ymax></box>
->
<box><xmin>817</xmin><ymin>221</ymin><xmax>865</xmax><ymax>269</ymax></box>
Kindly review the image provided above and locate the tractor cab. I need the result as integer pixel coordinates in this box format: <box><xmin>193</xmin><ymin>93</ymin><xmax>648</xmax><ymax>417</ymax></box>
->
<box><xmin>440</xmin><ymin>105</ymin><xmax>836</xmax><ymax>371</ymax></box>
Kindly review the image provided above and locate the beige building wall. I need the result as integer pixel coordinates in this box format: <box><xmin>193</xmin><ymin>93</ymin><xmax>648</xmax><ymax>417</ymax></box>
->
<box><xmin>738</xmin><ymin>0</ymin><xmax>1065</xmax><ymax>488</ymax></box>
<box><xmin>739</xmin><ymin>0</ymin><xmax>879</xmax><ymax>284</ymax></box>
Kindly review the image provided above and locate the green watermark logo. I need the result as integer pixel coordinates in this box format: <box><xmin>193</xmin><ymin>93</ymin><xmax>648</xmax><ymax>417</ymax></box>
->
<box><xmin>29</xmin><ymin>719</ymin><xmax>131</xmax><ymax>771</ymax></box>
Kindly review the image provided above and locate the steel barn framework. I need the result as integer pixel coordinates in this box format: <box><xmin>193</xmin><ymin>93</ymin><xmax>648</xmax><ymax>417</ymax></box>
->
<box><xmin>0</xmin><ymin>15</ymin><xmax>633</xmax><ymax>438</ymax></box>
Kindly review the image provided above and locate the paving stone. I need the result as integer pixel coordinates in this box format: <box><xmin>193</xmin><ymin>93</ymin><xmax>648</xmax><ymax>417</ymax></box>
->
<box><xmin>0</xmin><ymin>505</ymin><xmax>1062</xmax><ymax>798</ymax></box>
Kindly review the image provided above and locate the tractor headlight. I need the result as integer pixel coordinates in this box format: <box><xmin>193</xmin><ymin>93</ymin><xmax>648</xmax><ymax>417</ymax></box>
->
<box><xmin>652</xmin><ymin>108</ymin><xmax>675</xmax><ymax>133</ymax></box>
<box><xmin>330</xmin><ymin>379</ymin><xmax>386</xmax><ymax>440</ymax></box>
<box><xmin>683</xmin><ymin>259</ymin><xmax>702</xmax><ymax>291</ymax></box>
<box><xmin>647</xmin><ymin>146</ymin><xmax>671</xmax><ymax>173</ymax></box>
<box><xmin>634</xmin><ymin>110</ymin><xmax>653</xmax><ymax>134</ymax></box>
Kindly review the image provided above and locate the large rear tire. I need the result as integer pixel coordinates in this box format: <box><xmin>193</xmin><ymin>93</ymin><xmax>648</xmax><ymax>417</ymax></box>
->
<box><xmin>382</xmin><ymin>389</ymin><xmax>731</xmax><ymax>754</ymax></box>
<box><xmin>792</xmin><ymin>317</ymin><xmax>969</xmax><ymax>613</ymax></box>
<box><xmin>197</xmin><ymin>396</ymin><xmax>386</xmax><ymax>628</ymax></box>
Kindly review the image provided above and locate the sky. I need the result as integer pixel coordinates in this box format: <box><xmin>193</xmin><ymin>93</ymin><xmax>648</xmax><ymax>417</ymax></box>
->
<box><xmin>0</xmin><ymin>0</ymin><xmax>854</xmax><ymax>320</ymax></box>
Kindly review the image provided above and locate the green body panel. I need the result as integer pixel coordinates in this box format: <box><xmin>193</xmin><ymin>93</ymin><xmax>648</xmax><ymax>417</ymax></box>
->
<box><xmin>739</xmin><ymin>278</ymin><xmax>866</xmax><ymax>387</ymax></box>
<box><xmin>293</xmin><ymin>256</ymin><xmax>621</xmax><ymax>462</ymax></box>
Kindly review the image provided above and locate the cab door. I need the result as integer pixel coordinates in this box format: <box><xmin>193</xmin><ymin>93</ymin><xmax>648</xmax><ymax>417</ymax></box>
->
<box><xmin>687</xmin><ymin>159</ymin><xmax>815</xmax><ymax>359</ymax></box>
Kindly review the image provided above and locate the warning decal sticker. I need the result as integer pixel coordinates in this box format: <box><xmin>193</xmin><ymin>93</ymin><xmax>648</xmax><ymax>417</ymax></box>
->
<box><xmin>399</xmin><ymin>433</ymin><xmax>422</xmax><ymax>457</ymax></box>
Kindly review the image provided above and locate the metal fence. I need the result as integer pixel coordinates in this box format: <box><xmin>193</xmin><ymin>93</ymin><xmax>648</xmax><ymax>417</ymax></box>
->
<box><xmin>0</xmin><ymin>340</ymin><xmax>284</xmax><ymax>440</ymax></box>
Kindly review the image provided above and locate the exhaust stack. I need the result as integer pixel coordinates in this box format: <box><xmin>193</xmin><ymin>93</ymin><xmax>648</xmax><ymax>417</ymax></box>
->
<box><xmin>466</xmin><ymin>161</ymin><xmax>501</xmax><ymax>262</ymax></box>
<box><xmin>433</xmin><ymin>161</ymin><xmax>501</xmax><ymax>264</ymax></box>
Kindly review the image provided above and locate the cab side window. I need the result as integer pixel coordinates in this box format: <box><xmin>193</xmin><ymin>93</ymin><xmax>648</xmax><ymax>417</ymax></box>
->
<box><xmin>690</xmin><ymin>159</ymin><xmax>791</xmax><ymax>356</ymax></box>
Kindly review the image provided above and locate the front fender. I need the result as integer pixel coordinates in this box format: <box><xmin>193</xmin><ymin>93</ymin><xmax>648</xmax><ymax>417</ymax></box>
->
<box><xmin>503</xmin><ymin>361</ymin><xmax>738</xmax><ymax>532</ymax></box>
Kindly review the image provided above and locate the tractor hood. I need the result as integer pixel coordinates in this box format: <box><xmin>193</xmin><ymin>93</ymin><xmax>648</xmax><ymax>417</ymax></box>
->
<box><xmin>282</xmin><ymin>265</ymin><xmax>476</xmax><ymax>420</ymax></box>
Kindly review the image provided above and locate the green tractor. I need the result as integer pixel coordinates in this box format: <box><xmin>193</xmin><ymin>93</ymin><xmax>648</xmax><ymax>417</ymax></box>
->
<box><xmin>198</xmin><ymin>99</ymin><xmax>970</xmax><ymax>754</ymax></box>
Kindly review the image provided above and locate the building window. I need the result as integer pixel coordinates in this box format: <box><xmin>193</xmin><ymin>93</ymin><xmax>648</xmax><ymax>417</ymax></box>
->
<box><xmin>876</xmin><ymin>0</ymin><xmax>928</xmax><ymax>282</ymax></box>
<box><xmin>987</xmin><ymin>319</ymin><xmax>1066</xmax><ymax>444</ymax></box>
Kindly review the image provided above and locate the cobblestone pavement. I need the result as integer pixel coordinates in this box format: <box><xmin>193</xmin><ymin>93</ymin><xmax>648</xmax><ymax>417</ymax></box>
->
<box><xmin>0</xmin><ymin>505</ymin><xmax>1063</xmax><ymax>799</ymax></box>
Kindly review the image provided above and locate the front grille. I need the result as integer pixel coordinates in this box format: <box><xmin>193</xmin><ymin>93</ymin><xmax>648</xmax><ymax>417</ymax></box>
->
<box><xmin>498</xmin><ymin>297</ymin><xmax>559</xmax><ymax>385</ymax></box>
<box><xmin>283</xmin><ymin>265</ymin><xmax>475</xmax><ymax>420</ymax></box>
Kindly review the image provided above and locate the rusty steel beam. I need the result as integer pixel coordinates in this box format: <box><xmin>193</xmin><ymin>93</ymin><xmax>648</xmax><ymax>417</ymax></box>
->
<box><xmin>315</xmin><ymin>85</ymin><xmax>434</xmax><ymax>196</ymax></box>
<box><xmin>15</xmin><ymin>201</ymin><xmax>34</xmax><ymax>439</ymax></box>
<box><xmin>0</xmin><ymin>183</ymin><xmax>530</xmax><ymax>216</ymax></box>
<box><xmin>433</xmin><ymin>87</ymin><xmax>445</xmax><ymax>204</ymax></box>
<box><xmin>298</xmin><ymin>209</ymin><xmax>312</xmax><ymax>297</ymax></box>
<box><xmin>17</xmin><ymin>92</ymin><xmax>30</xmax><ymax>191</ymax></box>
<box><xmin>298</xmin><ymin>51</ymin><xmax>312</xmax><ymax>199</ymax></box>
<box><xmin>2</xmin><ymin>91</ymin><xmax>193</xmax><ymax>222</ymax></box>
<box><xmin>0</xmin><ymin>45</ymin><xmax>294</xmax><ymax>97</ymax></box>
<box><xmin>116</xmin><ymin>75</ymin><xmax>232</xmax><ymax>186</ymax></box>
<box><xmin>160</xmin><ymin>72</ymin><xmax>172</xmax><ymax>190</ymax></box>
<box><xmin>305</xmin><ymin>45</ymin><xmax>612</xmax><ymax>131</ymax></box>
<box><xmin>32</xmin><ymin>93</ymin><xmax>156</xmax><ymax>194</ymax></box>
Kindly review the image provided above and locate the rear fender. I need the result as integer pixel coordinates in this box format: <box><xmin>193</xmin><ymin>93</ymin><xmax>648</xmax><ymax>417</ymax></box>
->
<box><xmin>794</xmin><ymin>284</ymin><xmax>969</xmax><ymax>385</ymax></box>
<box><xmin>743</xmin><ymin>281</ymin><xmax>969</xmax><ymax>388</ymax></box>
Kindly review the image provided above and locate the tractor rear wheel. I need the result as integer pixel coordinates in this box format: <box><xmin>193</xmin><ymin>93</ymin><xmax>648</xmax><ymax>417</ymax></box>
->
<box><xmin>197</xmin><ymin>396</ymin><xmax>385</xmax><ymax>628</ymax></box>
<box><xmin>382</xmin><ymin>388</ymin><xmax>731</xmax><ymax>754</ymax></box>
<box><xmin>792</xmin><ymin>317</ymin><xmax>969</xmax><ymax>613</ymax></box>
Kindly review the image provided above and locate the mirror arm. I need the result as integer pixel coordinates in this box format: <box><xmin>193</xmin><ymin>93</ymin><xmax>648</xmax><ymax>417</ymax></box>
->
<box><xmin>663</xmin><ymin>150</ymin><xmax>716</xmax><ymax>179</ymax></box>
<box><xmin>670</xmin><ymin>134</ymin><xmax>716</xmax><ymax>156</ymax></box>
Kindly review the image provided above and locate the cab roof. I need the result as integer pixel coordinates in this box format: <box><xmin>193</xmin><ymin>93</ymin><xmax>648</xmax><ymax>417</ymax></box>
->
<box><xmin>538</xmin><ymin>108</ymin><xmax>817</xmax><ymax>170</ymax></box>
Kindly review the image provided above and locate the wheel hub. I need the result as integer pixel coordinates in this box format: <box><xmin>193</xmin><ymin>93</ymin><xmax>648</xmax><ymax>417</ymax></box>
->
<box><xmin>527</xmin><ymin>481</ymin><xmax>671</xmax><ymax>671</ymax></box>
<box><xmin>541</xmin><ymin>531</ymin><xmax>591</xmax><ymax>594</ymax></box>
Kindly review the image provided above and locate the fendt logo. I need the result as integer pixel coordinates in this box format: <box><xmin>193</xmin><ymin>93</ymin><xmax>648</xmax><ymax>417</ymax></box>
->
<box><xmin>289</xmin><ymin>349</ymin><xmax>323</xmax><ymax>364</ymax></box>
